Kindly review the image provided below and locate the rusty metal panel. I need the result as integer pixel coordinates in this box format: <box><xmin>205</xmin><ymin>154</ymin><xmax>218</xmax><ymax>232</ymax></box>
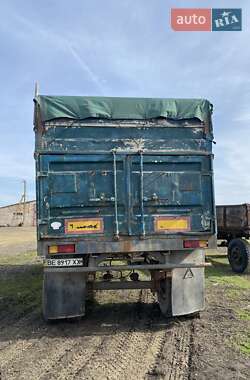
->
<box><xmin>37</xmin><ymin>122</ymin><xmax>211</xmax><ymax>154</ymax></box>
<box><xmin>216</xmin><ymin>204</ymin><xmax>250</xmax><ymax>239</ymax></box>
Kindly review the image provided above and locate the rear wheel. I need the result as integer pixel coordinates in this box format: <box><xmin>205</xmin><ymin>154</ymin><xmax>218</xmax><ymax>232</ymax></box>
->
<box><xmin>157</xmin><ymin>278</ymin><xmax>172</xmax><ymax>317</ymax></box>
<box><xmin>228</xmin><ymin>238</ymin><xmax>250</xmax><ymax>273</ymax></box>
<box><xmin>86</xmin><ymin>285</ymin><xmax>95</xmax><ymax>302</ymax></box>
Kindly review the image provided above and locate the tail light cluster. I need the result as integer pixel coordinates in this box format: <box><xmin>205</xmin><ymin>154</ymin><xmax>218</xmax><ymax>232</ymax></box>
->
<box><xmin>183</xmin><ymin>240</ymin><xmax>208</xmax><ymax>249</ymax></box>
<box><xmin>48</xmin><ymin>244</ymin><xmax>75</xmax><ymax>254</ymax></box>
<box><xmin>48</xmin><ymin>241</ymin><xmax>207</xmax><ymax>253</ymax></box>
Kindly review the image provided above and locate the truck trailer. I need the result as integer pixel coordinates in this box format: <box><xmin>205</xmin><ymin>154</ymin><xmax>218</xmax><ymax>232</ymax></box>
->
<box><xmin>34</xmin><ymin>94</ymin><xmax>216</xmax><ymax>320</ymax></box>
<box><xmin>217</xmin><ymin>204</ymin><xmax>250</xmax><ymax>273</ymax></box>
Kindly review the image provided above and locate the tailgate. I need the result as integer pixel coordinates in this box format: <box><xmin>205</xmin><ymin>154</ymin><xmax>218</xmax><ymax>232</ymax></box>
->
<box><xmin>37</xmin><ymin>153</ymin><xmax>215</xmax><ymax>238</ymax></box>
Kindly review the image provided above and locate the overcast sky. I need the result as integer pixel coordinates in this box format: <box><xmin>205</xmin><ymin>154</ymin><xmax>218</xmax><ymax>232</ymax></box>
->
<box><xmin>0</xmin><ymin>0</ymin><xmax>249</xmax><ymax>206</ymax></box>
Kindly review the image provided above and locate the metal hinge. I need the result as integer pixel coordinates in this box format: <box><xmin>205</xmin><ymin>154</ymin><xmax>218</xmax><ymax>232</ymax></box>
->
<box><xmin>38</xmin><ymin>219</ymin><xmax>48</xmax><ymax>225</ymax></box>
<box><xmin>37</xmin><ymin>171</ymin><xmax>48</xmax><ymax>178</ymax></box>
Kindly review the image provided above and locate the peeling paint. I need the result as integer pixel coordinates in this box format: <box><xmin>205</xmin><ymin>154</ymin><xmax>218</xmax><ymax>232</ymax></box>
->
<box><xmin>119</xmin><ymin>138</ymin><xmax>146</xmax><ymax>151</ymax></box>
<box><xmin>201</xmin><ymin>212</ymin><xmax>211</xmax><ymax>230</ymax></box>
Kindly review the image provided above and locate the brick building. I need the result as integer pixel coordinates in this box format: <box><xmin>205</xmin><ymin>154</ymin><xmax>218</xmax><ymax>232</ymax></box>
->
<box><xmin>0</xmin><ymin>200</ymin><xmax>36</xmax><ymax>227</ymax></box>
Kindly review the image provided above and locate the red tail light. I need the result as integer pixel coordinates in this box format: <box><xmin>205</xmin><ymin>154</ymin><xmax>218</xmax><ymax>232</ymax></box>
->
<box><xmin>183</xmin><ymin>240</ymin><xmax>208</xmax><ymax>249</ymax></box>
<box><xmin>48</xmin><ymin>244</ymin><xmax>75</xmax><ymax>254</ymax></box>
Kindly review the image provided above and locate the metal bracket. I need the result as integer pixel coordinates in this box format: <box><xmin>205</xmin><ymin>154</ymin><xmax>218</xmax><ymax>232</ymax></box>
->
<box><xmin>37</xmin><ymin>171</ymin><xmax>48</xmax><ymax>178</ymax></box>
<box><xmin>139</xmin><ymin>150</ymin><xmax>146</xmax><ymax>237</ymax></box>
<box><xmin>112</xmin><ymin>150</ymin><xmax>119</xmax><ymax>240</ymax></box>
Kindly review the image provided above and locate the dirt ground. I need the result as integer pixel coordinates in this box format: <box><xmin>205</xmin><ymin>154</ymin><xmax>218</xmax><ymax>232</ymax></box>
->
<box><xmin>0</xmin><ymin>227</ymin><xmax>249</xmax><ymax>380</ymax></box>
<box><xmin>0</xmin><ymin>227</ymin><xmax>36</xmax><ymax>256</ymax></box>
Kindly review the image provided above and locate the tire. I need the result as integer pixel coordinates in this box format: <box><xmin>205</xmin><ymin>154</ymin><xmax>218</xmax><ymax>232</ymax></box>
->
<box><xmin>157</xmin><ymin>278</ymin><xmax>172</xmax><ymax>317</ymax></box>
<box><xmin>228</xmin><ymin>238</ymin><xmax>250</xmax><ymax>274</ymax></box>
<box><xmin>86</xmin><ymin>286</ymin><xmax>95</xmax><ymax>302</ymax></box>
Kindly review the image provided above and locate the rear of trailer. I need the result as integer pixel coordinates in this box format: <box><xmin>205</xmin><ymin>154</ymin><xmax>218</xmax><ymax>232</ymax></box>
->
<box><xmin>34</xmin><ymin>95</ymin><xmax>216</xmax><ymax>320</ymax></box>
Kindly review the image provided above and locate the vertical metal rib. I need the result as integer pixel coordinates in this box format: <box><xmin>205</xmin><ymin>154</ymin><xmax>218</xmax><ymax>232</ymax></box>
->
<box><xmin>112</xmin><ymin>150</ymin><xmax>119</xmax><ymax>239</ymax></box>
<box><xmin>139</xmin><ymin>151</ymin><xmax>146</xmax><ymax>237</ymax></box>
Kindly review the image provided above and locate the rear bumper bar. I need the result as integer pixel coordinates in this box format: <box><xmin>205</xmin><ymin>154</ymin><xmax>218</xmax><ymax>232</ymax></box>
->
<box><xmin>39</xmin><ymin>235</ymin><xmax>217</xmax><ymax>256</ymax></box>
<box><xmin>44</xmin><ymin>262</ymin><xmax>211</xmax><ymax>273</ymax></box>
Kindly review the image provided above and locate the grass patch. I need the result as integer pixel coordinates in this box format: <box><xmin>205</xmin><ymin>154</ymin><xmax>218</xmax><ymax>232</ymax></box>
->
<box><xmin>236</xmin><ymin>308</ymin><xmax>250</xmax><ymax>321</ymax></box>
<box><xmin>205</xmin><ymin>257</ymin><xmax>250</xmax><ymax>290</ymax></box>
<box><xmin>233</xmin><ymin>335</ymin><xmax>250</xmax><ymax>356</ymax></box>
<box><xmin>0</xmin><ymin>250</ymin><xmax>42</xmax><ymax>266</ymax></box>
<box><xmin>225</xmin><ymin>288</ymin><xmax>242</xmax><ymax>300</ymax></box>
<box><xmin>207</xmin><ymin>256</ymin><xmax>250</xmax><ymax>357</ymax></box>
<box><xmin>0</xmin><ymin>265</ymin><xmax>43</xmax><ymax>316</ymax></box>
<box><xmin>239</xmin><ymin>340</ymin><xmax>250</xmax><ymax>355</ymax></box>
<box><xmin>0</xmin><ymin>251</ymin><xmax>43</xmax><ymax>317</ymax></box>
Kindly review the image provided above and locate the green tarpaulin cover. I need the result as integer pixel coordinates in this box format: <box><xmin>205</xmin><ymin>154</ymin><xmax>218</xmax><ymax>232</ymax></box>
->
<box><xmin>35</xmin><ymin>96</ymin><xmax>212</xmax><ymax>123</ymax></box>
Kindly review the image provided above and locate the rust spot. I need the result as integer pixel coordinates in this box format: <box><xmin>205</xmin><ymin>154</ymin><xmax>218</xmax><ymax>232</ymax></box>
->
<box><xmin>122</xmin><ymin>239</ymin><xmax>134</xmax><ymax>252</ymax></box>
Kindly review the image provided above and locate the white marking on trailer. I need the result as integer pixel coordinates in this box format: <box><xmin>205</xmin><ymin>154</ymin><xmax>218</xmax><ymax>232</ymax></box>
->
<box><xmin>51</xmin><ymin>221</ymin><xmax>62</xmax><ymax>230</ymax></box>
<box><xmin>183</xmin><ymin>268</ymin><xmax>194</xmax><ymax>279</ymax></box>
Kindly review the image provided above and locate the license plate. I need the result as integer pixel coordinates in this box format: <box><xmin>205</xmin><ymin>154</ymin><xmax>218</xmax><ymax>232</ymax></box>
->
<box><xmin>65</xmin><ymin>218</ymin><xmax>104</xmax><ymax>234</ymax></box>
<box><xmin>44</xmin><ymin>258</ymin><xmax>83</xmax><ymax>267</ymax></box>
<box><xmin>154</xmin><ymin>216</ymin><xmax>190</xmax><ymax>232</ymax></box>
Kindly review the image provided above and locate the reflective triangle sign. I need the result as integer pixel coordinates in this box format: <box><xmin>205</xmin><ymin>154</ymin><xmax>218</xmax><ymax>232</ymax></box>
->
<box><xmin>183</xmin><ymin>268</ymin><xmax>194</xmax><ymax>279</ymax></box>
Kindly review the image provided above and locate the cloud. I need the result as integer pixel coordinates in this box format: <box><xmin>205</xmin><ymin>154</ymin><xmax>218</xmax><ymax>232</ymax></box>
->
<box><xmin>66</xmin><ymin>44</ymin><xmax>105</xmax><ymax>94</ymax></box>
<box><xmin>1</xmin><ymin>10</ymin><xmax>105</xmax><ymax>94</ymax></box>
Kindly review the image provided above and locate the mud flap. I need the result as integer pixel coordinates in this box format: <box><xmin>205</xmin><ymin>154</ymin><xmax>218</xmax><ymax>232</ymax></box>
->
<box><xmin>171</xmin><ymin>267</ymin><xmax>205</xmax><ymax>316</ymax></box>
<box><xmin>43</xmin><ymin>271</ymin><xmax>86</xmax><ymax>320</ymax></box>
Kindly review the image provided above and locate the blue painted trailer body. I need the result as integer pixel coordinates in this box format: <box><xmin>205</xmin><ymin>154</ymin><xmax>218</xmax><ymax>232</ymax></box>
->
<box><xmin>35</xmin><ymin>114</ymin><xmax>216</xmax><ymax>253</ymax></box>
